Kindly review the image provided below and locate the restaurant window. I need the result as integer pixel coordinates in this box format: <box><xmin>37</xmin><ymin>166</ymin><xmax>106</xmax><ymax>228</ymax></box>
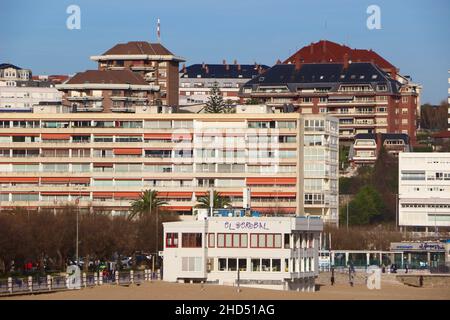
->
<box><xmin>238</xmin><ymin>259</ymin><xmax>247</xmax><ymax>271</ymax></box>
<box><xmin>166</xmin><ymin>233</ymin><xmax>178</xmax><ymax>248</ymax></box>
<box><xmin>218</xmin><ymin>258</ymin><xmax>227</xmax><ymax>271</ymax></box>
<box><xmin>251</xmin><ymin>259</ymin><xmax>261</xmax><ymax>271</ymax></box>
<box><xmin>261</xmin><ymin>259</ymin><xmax>271</xmax><ymax>271</ymax></box>
<box><xmin>284</xmin><ymin>234</ymin><xmax>290</xmax><ymax>248</ymax></box>
<box><xmin>227</xmin><ymin>258</ymin><xmax>237</xmax><ymax>271</ymax></box>
<box><xmin>272</xmin><ymin>259</ymin><xmax>281</xmax><ymax>272</ymax></box>
<box><xmin>217</xmin><ymin>233</ymin><xmax>247</xmax><ymax>248</ymax></box>
<box><xmin>250</xmin><ymin>234</ymin><xmax>282</xmax><ymax>248</ymax></box>
<box><xmin>181</xmin><ymin>233</ymin><xmax>202</xmax><ymax>248</ymax></box>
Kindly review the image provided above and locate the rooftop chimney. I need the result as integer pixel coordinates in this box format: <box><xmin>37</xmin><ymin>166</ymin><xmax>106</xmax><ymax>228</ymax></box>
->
<box><xmin>276</xmin><ymin>59</ymin><xmax>281</xmax><ymax>64</ymax></box>
<box><xmin>182</xmin><ymin>63</ymin><xmax>186</xmax><ymax>73</ymax></box>
<box><xmin>343</xmin><ymin>53</ymin><xmax>349</xmax><ymax>69</ymax></box>
<box><xmin>234</xmin><ymin>59</ymin><xmax>237</xmax><ymax>65</ymax></box>
<box><xmin>202</xmin><ymin>62</ymin><xmax>206</xmax><ymax>69</ymax></box>
<box><xmin>223</xmin><ymin>59</ymin><xmax>226</xmax><ymax>65</ymax></box>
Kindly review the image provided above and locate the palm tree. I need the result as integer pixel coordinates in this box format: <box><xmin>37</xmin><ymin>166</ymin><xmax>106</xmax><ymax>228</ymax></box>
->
<box><xmin>196</xmin><ymin>191</ymin><xmax>231</xmax><ymax>209</ymax></box>
<box><xmin>128</xmin><ymin>189</ymin><xmax>167</xmax><ymax>221</ymax></box>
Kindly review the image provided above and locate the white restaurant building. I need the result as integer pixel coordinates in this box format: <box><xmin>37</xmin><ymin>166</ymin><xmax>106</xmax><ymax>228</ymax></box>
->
<box><xmin>399</xmin><ymin>152</ymin><xmax>450</xmax><ymax>232</ymax></box>
<box><xmin>162</xmin><ymin>213</ymin><xmax>322</xmax><ymax>291</ymax></box>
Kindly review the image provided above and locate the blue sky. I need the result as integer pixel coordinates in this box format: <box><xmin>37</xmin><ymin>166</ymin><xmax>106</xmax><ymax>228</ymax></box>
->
<box><xmin>1</xmin><ymin>0</ymin><xmax>449</xmax><ymax>104</ymax></box>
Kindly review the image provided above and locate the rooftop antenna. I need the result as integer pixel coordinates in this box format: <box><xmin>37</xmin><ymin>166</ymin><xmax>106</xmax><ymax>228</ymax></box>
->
<box><xmin>157</xmin><ymin>18</ymin><xmax>161</xmax><ymax>43</ymax></box>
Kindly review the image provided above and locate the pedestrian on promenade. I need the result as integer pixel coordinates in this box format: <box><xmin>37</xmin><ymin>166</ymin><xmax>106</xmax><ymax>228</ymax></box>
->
<box><xmin>331</xmin><ymin>267</ymin><xmax>335</xmax><ymax>286</ymax></box>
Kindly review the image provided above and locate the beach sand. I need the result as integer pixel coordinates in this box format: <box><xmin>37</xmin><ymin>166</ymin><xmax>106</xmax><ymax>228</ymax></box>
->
<box><xmin>3</xmin><ymin>279</ymin><xmax>450</xmax><ymax>300</ymax></box>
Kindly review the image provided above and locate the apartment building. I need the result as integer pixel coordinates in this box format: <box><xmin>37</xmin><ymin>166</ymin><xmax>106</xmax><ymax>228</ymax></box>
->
<box><xmin>179</xmin><ymin>61</ymin><xmax>269</xmax><ymax>106</ymax></box>
<box><xmin>0</xmin><ymin>108</ymin><xmax>339</xmax><ymax>224</ymax></box>
<box><xmin>163</xmin><ymin>214</ymin><xmax>322</xmax><ymax>291</ymax></box>
<box><xmin>56</xmin><ymin>70</ymin><xmax>161</xmax><ymax>113</ymax></box>
<box><xmin>398</xmin><ymin>153</ymin><xmax>450</xmax><ymax>232</ymax></box>
<box><xmin>0</xmin><ymin>85</ymin><xmax>62</xmax><ymax>112</ymax></box>
<box><xmin>349</xmin><ymin>133</ymin><xmax>410</xmax><ymax>166</ymax></box>
<box><xmin>0</xmin><ymin>63</ymin><xmax>32</xmax><ymax>87</ymax></box>
<box><xmin>90</xmin><ymin>41</ymin><xmax>185</xmax><ymax>107</ymax></box>
<box><xmin>240</xmin><ymin>40</ymin><xmax>420</xmax><ymax>144</ymax></box>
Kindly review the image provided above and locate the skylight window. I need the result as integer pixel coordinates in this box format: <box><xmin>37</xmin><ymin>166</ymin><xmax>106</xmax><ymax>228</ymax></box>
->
<box><xmin>320</xmin><ymin>75</ymin><xmax>324</xmax><ymax>80</ymax></box>
<box><xmin>360</xmin><ymin>75</ymin><xmax>365</xmax><ymax>79</ymax></box>
<box><xmin>372</xmin><ymin>75</ymin><xmax>378</xmax><ymax>79</ymax></box>
<box><xmin>340</xmin><ymin>75</ymin><xmax>345</xmax><ymax>79</ymax></box>
<box><xmin>350</xmin><ymin>75</ymin><xmax>356</xmax><ymax>79</ymax></box>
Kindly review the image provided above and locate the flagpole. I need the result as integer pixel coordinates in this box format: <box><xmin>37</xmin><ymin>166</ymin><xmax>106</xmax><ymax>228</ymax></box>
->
<box><xmin>157</xmin><ymin>18</ymin><xmax>161</xmax><ymax>43</ymax></box>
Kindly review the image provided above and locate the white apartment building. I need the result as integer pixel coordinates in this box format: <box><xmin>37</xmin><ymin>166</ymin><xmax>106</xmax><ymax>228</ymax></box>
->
<box><xmin>0</xmin><ymin>63</ymin><xmax>31</xmax><ymax>87</ymax></box>
<box><xmin>162</xmin><ymin>214</ymin><xmax>322</xmax><ymax>291</ymax></box>
<box><xmin>399</xmin><ymin>153</ymin><xmax>450</xmax><ymax>232</ymax></box>
<box><xmin>0</xmin><ymin>107</ymin><xmax>339</xmax><ymax>224</ymax></box>
<box><xmin>0</xmin><ymin>86</ymin><xmax>62</xmax><ymax>111</ymax></box>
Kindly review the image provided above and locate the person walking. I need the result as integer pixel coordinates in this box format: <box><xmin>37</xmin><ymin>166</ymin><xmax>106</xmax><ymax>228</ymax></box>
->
<box><xmin>331</xmin><ymin>267</ymin><xmax>335</xmax><ymax>286</ymax></box>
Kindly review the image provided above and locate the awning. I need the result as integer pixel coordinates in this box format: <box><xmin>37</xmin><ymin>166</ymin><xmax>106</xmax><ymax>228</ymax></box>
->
<box><xmin>113</xmin><ymin>148</ymin><xmax>142</xmax><ymax>155</ymax></box>
<box><xmin>93</xmin><ymin>163</ymin><xmax>114</xmax><ymax>167</ymax></box>
<box><xmin>144</xmin><ymin>133</ymin><xmax>173</xmax><ymax>139</ymax></box>
<box><xmin>40</xmin><ymin>177</ymin><xmax>90</xmax><ymax>183</ymax></box>
<box><xmin>157</xmin><ymin>192</ymin><xmax>192</xmax><ymax>198</ymax></box>
<box><xmin>246</xmin><ymin>177</ymin><xmax>296</xmax><ymax>185</ymax></box>
<box><xmin>162</xmin><ymin>206</ymin><xmax>192</xmax><ymax>211</ymax></box>
<box><xmin>93</xmin><ymin>192</ymin><xmax>114</xmax><ymax>198</ymax></box>
<box><xmin>0</xmin><ymin>177</ymin><xmax>39</xmax><ymax>183</ymax></box>
<box><xmin>41</xmin><ymin>134</ymin><xmax>71</xmax><ymax>140</ymax></box>
<box><xmin>252</xmin><ymin>192</ymin><xmax>296</xmax><ymax>197</ymax></box>
<box><xmin>114</xmin><ymin>192</ymin><xmax>141</xmax><ymax>198</ymax></box>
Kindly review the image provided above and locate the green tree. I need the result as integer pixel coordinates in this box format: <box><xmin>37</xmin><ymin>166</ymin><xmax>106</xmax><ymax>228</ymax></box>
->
<box><xmin>128</xmin><ymin>190</ymin><xmax>167</xmax><ymax>221</ymax></box>
<box><xmin>205</xmin><ymin>81</ymin><xmax>225</xmax><ymax>113</ymax></box>
<box><xmin>341</xmin><ymin>185</ymin><xmax>385</xmax><ymax>226</ymax></box>
<box><xmin>196</xmin><ymin>191</ymin><xmax>231</xmax><ymax>209</ymax></box>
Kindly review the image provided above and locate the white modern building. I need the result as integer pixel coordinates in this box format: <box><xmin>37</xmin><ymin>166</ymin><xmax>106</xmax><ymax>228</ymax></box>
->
<box><xmin>0</xmin><ymin>85</ymin><xmax>62</xmax><ymax>111</ymax></box>
<box><xmin>162</xmin><ymin>213</ymin><xmax>322</xmax><ymax>291</ymax></box>
<box><xmin>399</xmin><ymin>152</ymin><xmax>450</xmax><ymax>232</ymax></box>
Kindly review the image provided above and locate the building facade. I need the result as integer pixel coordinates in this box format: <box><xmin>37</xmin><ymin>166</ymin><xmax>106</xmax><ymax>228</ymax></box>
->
<box><xmin>349</xmin><ymin>133</ymin><xmax>410</xmax><ymax>166</ymax></box>
<box><xmin>90</xmin><ymin>41</ymin><xmax>185</xmax><ymax>107</ymax></box>
<box><xmin>179</xmin><ymin>61</ymin><xmax>269</xmax><ymax>106</ymax></box>
<box><xmin>398</xmin><ymin>153</ymin><xmax>450</xmax><ymax>232</ymax></box>
<box><xmin>163</xmin><ymin>215</ymin><xmax>322</xmax><ymax>291</ymax></box>
<box><xmin>0</xmin><ymin>109</ymin><xmax>339</xmax><ymax>224</ymax></box>
<box><xmin>240</xmin><ymin>61</ymin><xmax>418</xmax><ymax>144</ymax></box>
<box><xmin>56</xmin><ymin>70</ymin><xmax>161</xmax><ymax>113</ymax></box>
<box><xmin>240</xmin><ymin>40</ymin><xmax>420</xmax><ymax>144</ymax></box>
<box><xmin>0</xmin><ymin>85</ymin><xmax>62</xmax><ymax>112</ymax></box>
<box><xmin>0</xmin><ymin>63</ymin><xmax>32</xmax><ymax>87</ymax></box>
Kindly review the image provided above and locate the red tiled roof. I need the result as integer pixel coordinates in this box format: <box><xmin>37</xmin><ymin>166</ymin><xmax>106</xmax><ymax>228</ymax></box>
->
<box><xmin>65</xmin><ymin>70</ymin><xmax>147</xmax><ymax>85</ymax></box>
<box><xmin>102</xmin><ymin>41</ymin><xmax>173</xmax><ymax>56</ymax></box>
<box><xmin>283</xmin><ymin>40</ymin><xmax>397</xmax><ymax>73</ymax></box>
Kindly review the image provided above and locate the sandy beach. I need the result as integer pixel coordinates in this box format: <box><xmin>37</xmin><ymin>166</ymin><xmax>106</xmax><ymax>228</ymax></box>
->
<box><xmin>3</xmin><ymin>279</ymin><xmax>450</xmax><ymax>300</ymax></box>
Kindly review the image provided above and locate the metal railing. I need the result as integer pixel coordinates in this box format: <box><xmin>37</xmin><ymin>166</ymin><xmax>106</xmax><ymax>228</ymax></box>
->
<box><xmin>0</xmin><ymin>269</ymin><xmax>157</xmax><ymax>296</ymax></box>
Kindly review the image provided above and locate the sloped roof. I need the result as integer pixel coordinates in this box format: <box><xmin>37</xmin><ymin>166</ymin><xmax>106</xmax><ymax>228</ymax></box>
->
<box><xmin>284</xmin><ymin>40</ymin><xmax>396</xmax><ymax>72</ymax></box>
<box><xmin>102</xmin><ymin>41</ymin><xmax>173</xmax><ymax>56</ymax></box>
<box><xmin>65</xmin><ymin>70</ymin><xmax>147</xmax><ymax>85</ymax></box>
<box><xmin>0</xmin><ymin>63</ymin><xmax>22</xmax><ymax>70</ymax></box>
<box><xmin>180</xmin><ymin>64</ymin><xmax>270</xmax><ymax>79</ymax></box>
<box><xmin>246</xmin><ymin>62</ymin><xmax>393</xmax><ymax>85</ymax></box>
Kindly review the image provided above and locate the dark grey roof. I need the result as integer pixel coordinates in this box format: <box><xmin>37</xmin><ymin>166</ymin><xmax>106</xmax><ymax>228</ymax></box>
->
<box><xmin>0</xmin><ymin>63</ymin><xmax>22</xmax><ymax>70</ymax></box>
<box><xmin>244</xmin><ymin>62</ymin><xmax>401</xmax><ymax>94</ymax></box>
<box><xmin>180</xmin><ymin>64</ymin><xmax>270</xmax><ymax>79</ymax></box>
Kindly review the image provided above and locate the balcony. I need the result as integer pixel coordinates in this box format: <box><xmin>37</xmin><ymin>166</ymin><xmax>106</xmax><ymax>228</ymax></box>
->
<box><xmin>131</xmin><ymin>65</ymin><xmax>156</xmax><ymax>71</ymax></box>
<box><xmin>67</xmin><ymin>96</ymin><xmax>103</xmax><ymax>101</ymax></box>
<box><xmin>73</xmin><ymin>105</ymin><xmax>104</xmax><ymax>112</ymax></box>
<box><xmin>111</xmin><ymin>106</ymin><xmax>136</xmax><ymax>113</ymax></box>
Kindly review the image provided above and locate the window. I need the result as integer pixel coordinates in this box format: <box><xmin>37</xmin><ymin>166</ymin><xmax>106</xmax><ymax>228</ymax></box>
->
<box><xmin>166</xmin><ymin>233</ymin><xmax>178</xmax><ymax>248</ymax></box>
<box><xmin>251</xmin><ymin>259</ymin><xmax>261</xmax><ymax>271</ymax></box>
<box><xmin>181</xmin><ymin>257</ymin><xmax>202</xmax><ymax>272</ymax></box>
<box><xmin>181</xmin><ymin>233</ymin><xmax>202</xmax><ymax>248</ymax></box>
<box><xmin>238</xmin><ymin>259</ymin><xmax>247</xmax><ymax>271</ymax></box>
<box><xmin>217</xmin><ymin>233</ymin><xmax>248</xmax><ymax>248</ymax></box>
<box><xmin>284</xmin><ymin>234</ymin><xmax>290</xmax><ymax>248</ymax></box>
<box><xmin>208</xmin><ymin>233</ymin><xmax>215</xmax><ymax>247</ymax></box>
<box><xmin>272</xmin><ymin>259</ymin><xmax>281</xmax><ymax>272</ymax></box>
<box><xmin>219</xmin><ymin>258</ymin><xmax>227</xmax><ymax>271</ymax></box>
<box><xmin>261</xmin><ymin>259</ymin><xmax>271</xmax><ymax>271</ymax></box>
<box><xmin>228</xmin><ymin>258</ymin><xmax>237</xmax><ymax>271</ymax></box>
<box><xmin>250</xmin><ymin>234</ymin><xmax>282</xmax><ymax>248</ymax></box>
